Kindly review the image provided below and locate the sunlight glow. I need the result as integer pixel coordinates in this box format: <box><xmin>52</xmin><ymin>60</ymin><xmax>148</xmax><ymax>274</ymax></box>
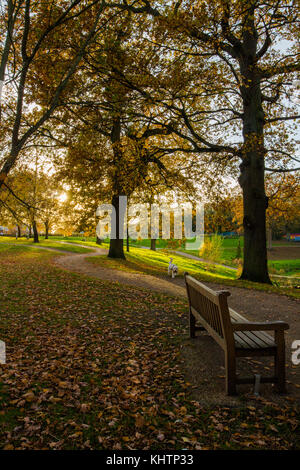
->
<box><xmin>58</xmin><ymin>192</ymin><xmax>67</xmax><ymax>203</ymax></box>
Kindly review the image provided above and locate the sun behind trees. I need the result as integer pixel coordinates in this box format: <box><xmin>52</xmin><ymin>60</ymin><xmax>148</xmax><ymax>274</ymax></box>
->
<box><xmin>0</xmin><ymin>165</ymin><xmax>65</xmax><ymax>241</ymax></box>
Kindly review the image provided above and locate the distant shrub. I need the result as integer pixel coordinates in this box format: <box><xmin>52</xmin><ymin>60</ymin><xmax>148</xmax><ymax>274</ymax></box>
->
<box><xmin>199</xmin><ymin>234</ymin><xmax>223</xmax><ymax>263</ymax></box>
<box><xmin>236</xmin><ymin>261</ymin><xmax>243</xmax><ymax>278</ymax></box>
<box><xmin>166</xmin><ymin>239</ymin><xmax>181</xmax><ymax>250</ymax></box>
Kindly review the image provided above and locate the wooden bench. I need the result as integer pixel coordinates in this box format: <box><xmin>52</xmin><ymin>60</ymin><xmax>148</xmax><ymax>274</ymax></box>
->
<box><xmin>184</xmin><ymin>273</ymin><xmax>289</xmax><ymax>395</ymax></box>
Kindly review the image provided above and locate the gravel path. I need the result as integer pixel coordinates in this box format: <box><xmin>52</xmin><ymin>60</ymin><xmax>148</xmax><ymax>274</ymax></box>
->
<box><xmin>54</xmin><ymin>248</ymin><xmax>186</xmax><ymax>297</ymax></box>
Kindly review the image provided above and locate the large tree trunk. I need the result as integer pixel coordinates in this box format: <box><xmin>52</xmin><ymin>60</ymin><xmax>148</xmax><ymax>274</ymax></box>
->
<box><xmin>108</xmin><ymin>118</ymin><xmax>125</xmax><ymax>259</ymax></box>
<box><xmin>108</xmin><ymin>193</ymin><xmax>125</xmax><ymax>259</ymax></box>
<box><xmin>238</xmin><ymin>64</ymin><xmax>271</xmax><ymax>284</ymax></box>
<box><xmin>109</xmin><ymin>238</ymin><xmax>124</xmax><ymax>258</ymax></box>
<box><xmin>32</xmin><ymin>220</ymin><xmax>39</xmax><ymax>243</ymax></box>
<box><xmin>150</xmin><ymin>239</ymin><xmax>156</xmax><ymax>251</ymax></box>
<box><xmin>96</xmin><ymin>236</ymin><xmax>102</xmax><ymax>245</ymax></box>
<box><xmin>239</xmin><ymin>162</ymin><xmax>270</xmax><ymax>283</ymax></box>
<box><xmin>17</xmin><ymin>224</ymin><xmax>21</xmax><ymax>238</ymax></box>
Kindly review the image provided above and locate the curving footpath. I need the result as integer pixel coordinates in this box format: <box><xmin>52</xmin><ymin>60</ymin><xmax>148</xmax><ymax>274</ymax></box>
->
<box><xmin>54</xmin><ymin>246</ymin><xmax>186</xmax><ymax>297</ymax></box>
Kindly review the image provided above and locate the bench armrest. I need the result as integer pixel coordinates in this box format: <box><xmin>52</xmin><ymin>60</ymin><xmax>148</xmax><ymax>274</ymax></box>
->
<box><xmin>232</xmin><ymin>321</ymin><xmax>289</xmax><ymax>332</ymax></box>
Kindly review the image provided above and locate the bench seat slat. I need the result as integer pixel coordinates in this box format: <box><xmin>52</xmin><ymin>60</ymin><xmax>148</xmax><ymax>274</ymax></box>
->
<box><xmin>230</xmin><ymin>308</ymin><xmax>275</xmax><ymax>346</ymax></box>
<box><xmin>234</xmin><ymin>331</ymin><xmax>275</xmax><ymax>349</ymax></box>
<box><xmin>234</xmin><ymin>331</ymin><xmax>262</xmax><ymax>349</ymax></box>
<box><xmin>244</xmin><ymin>331</ymin><xmax>275</xmax><ymax>348</ymax></box>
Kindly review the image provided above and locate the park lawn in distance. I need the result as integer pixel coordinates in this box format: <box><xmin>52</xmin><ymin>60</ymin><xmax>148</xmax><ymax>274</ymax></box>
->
<box><xmin>0</xmin><ymin>244</ymin><xmax>299</xmax><ymax>450</ymax></box>
<box><xmin>269</xmin><ymin>259</ymin><xmax>300</xmax><ymax>277</ymax></box>
<box><xmin>0</xmin><ymin>237</ymin><xmax>95</xmax><ymax>254</ymax></box>
<box><xmin>173</xmin><ymin>237</ymin><xmax>300</xmax><ymax>274</ymax></box>
<box><xmin>45</xmin><ymin>235</ymin><xmax>300</xmax><ymax>276</ymax></box>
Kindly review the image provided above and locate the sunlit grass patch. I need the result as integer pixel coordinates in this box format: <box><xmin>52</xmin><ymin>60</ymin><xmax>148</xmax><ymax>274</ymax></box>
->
<box><xmin>88</xmin><ymin>246</ymin><xmax>236</xmax><ymax>280</ymax></box>
<box><xmin>87</xmin><ymin>247</ymin><xmax>300</xmax><ymax>299</ymax></box>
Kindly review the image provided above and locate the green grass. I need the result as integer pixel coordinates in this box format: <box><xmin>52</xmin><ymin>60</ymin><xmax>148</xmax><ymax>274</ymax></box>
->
<box><xmin>87</xmin><ymin>246</ymin><xmax>300</xmax><ymax>299</ymax></box>
<box><xmin>88</xmin><ymin>245</ymin><xmax>235</xmax><ymax>280</ymax></box>
<box><xmin>1</xmin><ymin>237</ymin><xmax>299</xmax><ymax>294</ymax></box>
<box><xmin>175</xmin><ymin>237</ymin><xmax>300</xmax><ymax>274</ymax></box>
<box><xmin>269</xmin><ymin>259</ymin><xmax>300</xmax><ymax>277</ymax></box>
<box><xmin>0</xmin><ymin>237</ymin><xmax>94</xmax><ymax>253</ymax></box>
<box><xmin>29</xmin><ymin>234</ymin><xmax>300</xmax><ymax>276</ymax></box>
<box><xmin>0</xmin><ymin>244</ymin><xmax>299</xmax><ymax>450</ymax></box>
<box><xmin>177</xmin><ymin>237</ymin><xmax>243</xmax><ymax>266</ymax></box>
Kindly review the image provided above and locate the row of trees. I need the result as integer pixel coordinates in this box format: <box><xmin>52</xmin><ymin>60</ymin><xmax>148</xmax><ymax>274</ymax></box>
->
<box><xmin>2</xmin><ymin>163</ymin><xmax>298</xmax><ymax>251</ymax></box>
<box><xmin>1</xmin><ymin>1</ymin><xmax>299</xmax><ymax>283</ymax></box>
<box><xmin>0</xmin><ymin>166</ymin><xmax>75</xmax><ymax>240</ymax></box>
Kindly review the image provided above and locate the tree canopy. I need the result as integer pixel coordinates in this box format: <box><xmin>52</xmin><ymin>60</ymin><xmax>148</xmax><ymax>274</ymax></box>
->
<box><xmin>0</xmin><ymin>0</ymin><xmax>299</xmax><ymax>282</ymax></box>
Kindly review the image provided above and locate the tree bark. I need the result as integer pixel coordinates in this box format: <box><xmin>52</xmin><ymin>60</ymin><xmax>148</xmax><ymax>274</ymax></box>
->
<box><xmin>32</xmin><ymin>220</ymin><xmax>39</xmax><ymax>243</ymax></box>
<box><xmin>108</xmin><ymin>118</ymin><xmax>125</xmax><ymax>259</ymax></box>
<box><xmin>109</xmin><ymin>238</ymin><xmax>125</xmax><ymax>258</ymax></box>
<box><xmin>239</xmin><ymin>163</ymin><xmax>270</xmax><ymax>283</ymax></box>
<box><xmin>126</xmin><ymin>226</ymin><xmax>130</xmax><ymax>252</ymax></box>
<box><xmin>150</xmin><ymin>239</ymin><xmax>156</xmax><ymax>251</ymax></box>
<box><xmin>108</xmin><ymin>193</ymin><xmax>125</xmax><ymax>259</ymax></box>
<box><xmin>17</xmin><ymin>225</ymin><xmax>21</xmax><ymax>238</ymax></box>
<box><xmin>238</xmin><ymin>61</ymin><xmax>271</xmax><ymax>284</ymax></box>
<box><xmin>0</xmin><ymin>0</ymin><xmax>14</xmax><ymax>123</ymax></box>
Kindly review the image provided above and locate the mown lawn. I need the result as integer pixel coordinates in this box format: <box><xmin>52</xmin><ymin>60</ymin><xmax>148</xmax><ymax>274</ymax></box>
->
<box><xmin>269</xmin><ymin>259</ymin><xmax>300</xmax><ymax>277</ymax></box>
<box><xmin>36</xmin><ymin>235</ymin><xmax>300</xmax><ymax>276</ymax></box>
<box><xmin>87</xmin><ymin>246</ymin><xmax>300</xmax><ymax>298</ymax></box>
<box><xmin>2</xmin><ymin>237</ymin><xmax>297</xmax><ymax>294</ymax></box>
<box><xmin>0</xmin><ymin>245</ymin><xmax>299</xmax><ymax>450</ymax></box>
<box><xmin>88</xmin><ymin>245</ymin><xmax>235</xmax><ymax>279</ymax></box>
<box><xmin>178</xmin><ymin>238</ymin><xmax>300</xmax><ymax>273</ymax></box>
<box><xmin>0</xmin><ymin>237</ymin><xmax>94</xmax><ymax>254</ymax></box>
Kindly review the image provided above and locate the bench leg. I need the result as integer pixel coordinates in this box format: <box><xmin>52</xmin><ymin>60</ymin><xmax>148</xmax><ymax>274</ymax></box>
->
<box><xmin>189</xmin><ymin>309</ymin><xmax>196</xmax><ymax>338</ymax></box>
<box><xmin>225</xmin><ymin>352</ymin><xmax>237</xmax><ymax>395</ymax></box>
<box><xmin>275</xmin><ymin>331</ymin><xmax>286</xmax><ymax>394</ymax></box>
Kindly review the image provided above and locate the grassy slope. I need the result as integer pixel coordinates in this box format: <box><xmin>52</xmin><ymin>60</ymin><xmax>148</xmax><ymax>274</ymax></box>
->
<box><xmin>47</xmin><ymin>235</ymin><xmax>300</xmax><ymax>275</ymax></box>
<box><xmin>0</xmin><ymin>237</ymin><xmax>94</xmax><ymax>254</ymax></box>
<box><xmin>86</xmin><ymin>245</ymin><xmax>299</xmax><ymax>298</ymax></box>
<box><xmin>0</xmin><ymin>245</ymin><xmax>299</xmax><ymax>450</ymax></box>
<box><xmin>88</xmin><ymin>245</ymin><xmax>236</xmax><ymax>279</ymax></box>
<box><xmin>10</xmin><ymin>235</ymin><xmax>296</xmax><ymax>297</ymax></box>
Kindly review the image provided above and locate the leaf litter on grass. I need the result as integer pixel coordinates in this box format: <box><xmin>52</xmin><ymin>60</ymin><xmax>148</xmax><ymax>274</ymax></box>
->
<box><xmin>0</xmin><ymin>246</ymin><xmax>299</xmax><ymax>450</ymax></box>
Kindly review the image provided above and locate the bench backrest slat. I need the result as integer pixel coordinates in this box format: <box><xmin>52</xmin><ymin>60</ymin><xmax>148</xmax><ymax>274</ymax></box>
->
<box><xmin>184</xmin><ymin>273</ymin><xmax>235</xmax><ymax>351</ymax></box>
